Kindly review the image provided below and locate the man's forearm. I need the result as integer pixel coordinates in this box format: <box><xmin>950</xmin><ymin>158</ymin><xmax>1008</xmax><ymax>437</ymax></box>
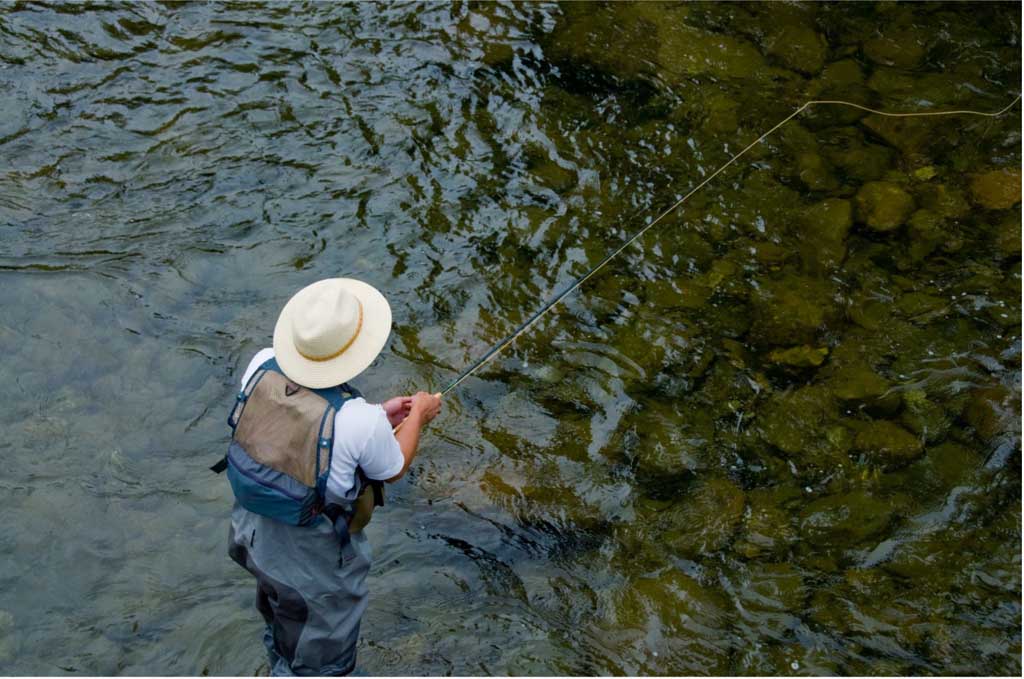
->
<box><xmin>389</xmin><ymin>408</ymin><xmax>425</xmax><ymax>481</ymax></box>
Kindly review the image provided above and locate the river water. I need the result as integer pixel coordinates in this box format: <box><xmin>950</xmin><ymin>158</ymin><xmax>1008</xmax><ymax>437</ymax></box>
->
<box><xmin>0</xmin><ymin>1</ymin><xmax>1020</xmax><ymax>675</ymax></box>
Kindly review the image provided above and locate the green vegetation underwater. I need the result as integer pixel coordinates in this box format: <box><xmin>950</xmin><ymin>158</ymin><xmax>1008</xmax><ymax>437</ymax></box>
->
<box><xmin>0</xmin><ymin>1</ymin><xmax>1020</xmax><ymax>675</ymax></box>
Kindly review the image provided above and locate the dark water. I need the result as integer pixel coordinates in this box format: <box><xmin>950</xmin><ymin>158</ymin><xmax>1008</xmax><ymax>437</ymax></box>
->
<box><xmin>1</xmin><ymin>1</ymin><xmax>1020</xmax><ymax>675</ymax></box>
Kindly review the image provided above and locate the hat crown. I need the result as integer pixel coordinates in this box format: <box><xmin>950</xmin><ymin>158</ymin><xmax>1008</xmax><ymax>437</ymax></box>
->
<box><xmin>291</xmin><ymin>285</ymin><xmax>362</xmax><ymax>361</ymax></box>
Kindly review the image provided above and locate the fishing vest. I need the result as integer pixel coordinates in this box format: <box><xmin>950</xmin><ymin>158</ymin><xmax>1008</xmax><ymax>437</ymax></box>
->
<box><xmin>212</xmin><ymin>357</ymin><xmax>383</xmax><ymax>545</ymax></box>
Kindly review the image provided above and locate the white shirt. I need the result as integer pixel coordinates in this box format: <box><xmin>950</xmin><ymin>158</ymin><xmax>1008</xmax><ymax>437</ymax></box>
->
<box><xmin>240</xmin><ymin>348</ymin><xmax>405</xmax><ymax>502</ymax></box>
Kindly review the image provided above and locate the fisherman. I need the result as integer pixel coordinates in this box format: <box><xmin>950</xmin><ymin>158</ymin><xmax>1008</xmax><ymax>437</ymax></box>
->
<box><xmin>215</xmin><ymin>278</ymin><xmax>442</xmax><ymax>676</ymax></box>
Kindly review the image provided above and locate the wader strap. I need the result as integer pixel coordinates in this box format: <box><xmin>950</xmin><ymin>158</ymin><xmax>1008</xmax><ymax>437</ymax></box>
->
<box><xmin>322</xmin><ymin>504</ymin><xmax>358</xmax><ymax>566</ymax></box>
<box><xmin>210</xmin><ymin>456</ymin><xmax>228</xmax><ymax>474</ymax></box>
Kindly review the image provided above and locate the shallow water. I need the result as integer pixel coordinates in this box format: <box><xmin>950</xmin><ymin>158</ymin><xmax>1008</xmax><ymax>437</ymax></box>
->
<box><xmin>0</xmin><ymin>1</ymin><xmax>1020</xmax><ymax>675</ymax></box>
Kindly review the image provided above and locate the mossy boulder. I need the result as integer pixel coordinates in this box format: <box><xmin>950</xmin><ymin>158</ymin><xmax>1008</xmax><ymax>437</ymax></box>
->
<box><xmin>853</xmin><ymin>420</ymin><xmax>924</xmax><ymax>464</ymax></box>
<box><xmin>855</xmin><ymin>181</ymin><xmax>915</xmax><ymax>232</ymax></box>
<box><xmin>962</xmin><ymin>385</ymin><xmax>1016</xmax><ymax>442</ymax></box>
<box><xmin>797</xmin><ymin>152</ymin><xmax>839</xmax><ymax>192</ymax></box>
<box><xmin>861</xmin><ymin>115</ymin><xmax>935</xmax><ymax>158</ymax></box>
<box><xmin>799</xmin><ymin>488</ymin><xmax>894</xmax><ymax>547</ymax></box>
<box><xmin>763</xmin><ymin>22</ymin><xmax>827</xmax><ymax>75</ymax></box>
<box><xmin>862</xmin><ymin>19</ymin><xmax>928</xmax><ymax>69</ymax></box>
<box><xmin>823</xmin><ymin>131</ymin><xmax>894</xmax><ymax>182</ymax></box>
<box><xmin>994</xmin><ymin>213</ymin><xmax>1022</xmax><ymax>258</ymax></box>
<box><xmin>736</xmin><ymin>486</ymin><xmax>800</xmax><ymax>559</ymax></box>
<box><xmin>524</xmin><ymin>143</ymin><xmax>577</xmax><ymax>193</ymax></box>
<box><xmin>829</xmin><ymin>361</ymin><xmax>891</xmax><ymax>403</ymax></box>
<box><xmin>895</xmin><ymin>291</ymin><xmax>948</xmax><ymax>322</ymax></box>
<box><xmin>899</xmin><ymin>390</ymin><xmax>952</xmax><ymax>444</ymax></box>
<box><xmin>799</xmin><ymin>198</ymin><xmax>852</xmax><ymax>271</ymax></box>
<box><xmin>758</xmin><ymin>385</ymin><xmax>851</xmax><ymax>466</ymax></box>
<box><xmin>766</xmin><ymin>345</ymin><xmax>829</xmax><ymax>368</ymax></box>
<box><xmin>659</xmin><ymin>21</ymin><xmax>774</xmax><ymax>82</ymax></box>
<box><xmin>614</xmin><ymin>569</ymin><xmax>731</xmax><ymax>670</ymax></box>
<box><xmin>661</xmin><ymin>477</ymin><xmax>746</xmax><ymax>558</ymax></box>
<box><xmin>906</xmin><ymin>209</ymin><xmax>946</xmax><ymax>261</ymax></box>
<box><xmin>740</xmin><ymin>563</ymin><xmax>808</xmax><ymax>612</ymax></box>
<box><xmin>544</xmin><ymin>3</ymin><xmax>659</xmax><ymax>85</ymax></box>
<box><xmin>749</xmin><ymin>274</ymin><xmax>836</xmax><ymax>346</ymax></box>
<box><xmin>917</xmin><ymin>183</ymin><xmax>971</xmax><ymax>219</ymax></box>
<box><xmin>623</xmin><ymin>402</ymin><xmax>710</xmax><ymax>478</ymax></box>
<box><xmin>969</xmin><ymin>168</ymin><xmax>1022</xmax><ymax>210</ymax></box>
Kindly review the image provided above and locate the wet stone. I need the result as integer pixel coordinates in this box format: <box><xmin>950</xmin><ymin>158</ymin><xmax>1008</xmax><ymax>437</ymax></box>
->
<box><xmin>749</xmin><ymin>274</ymin><xmax>836</xmax><ymax>347</ymax></box>
<box><xmin>797</xmin><ymin>152</ymin><xmax>839</xmax><ymax>192</ymax></box>
<box><xmin>763</xmin><ymin>22</ymin><xmax>827</xmax><ymax>75</ymax></box>
<box><xmin>799</xmin><ymin>488</ymin><xmax>895</xmax><ymax>548</ymax></box>
<box><xmin>899</xmin><ymin>390</ymin><xmax>952</xmax><ymax>444</ymax></box>
<box><xmin>660</xmin><ymin>477</ymin><xmax>746</xmax><ymax>558</ymax></box>
<box><xmin>736</xmin><ymin>486</ymin><xmax>800</xmax><ymax>559</ymax></box>
<box><xmin>757</xmin><ymin>385</ymin><xmax>851</xmax><ymax>467</ymax></box>
<box><xmin>895</xmin><ymin>291</ymin><xmax>947</xmax><ymax>322</ymax></box>
<box><xmin>962</xmin><ymin>385</ymin><xmax>1015</xmax><ymax>442</ymax></box>
<box><xmin>906</xmin><ymin>209</ymin><xmax>946</xmax><ymax>261</ymax></box>
<box><xmin>829</xmin><ymin>360</ymin><xmax>891</xmax><ymax>403</ymax></box>
<box><xmin>853</xmin><ymin>419</ymin><xmax>924</xmax><ymax>464</ymax></box>
<box><xmin>855</xmin><ymin>181</ymin><xmax>915</xmax><ymax>232</ymax></box>
<box><xmin>766</xmin><ymin>345</ymin><xmax>828</xmax><ymax>368</ymax></box>
<box><xmin>862</xmin><ymin>23</ymin><xmax>928</xmax><ymax>69</ymax></box>
<box><xmin>994</xmin><ymin>213</ymin><xmax>1022</xmax><ymax>258</ymax></box>
<box><xmin>824</xmin><ymin>133</ymin><xmax>894</xmax><ymax>183</ymax></box>
<box><xmin>799</xmin><ymin>198</ymin><xmax>852</xmax><ymax>272</ymax></box>
<box><xmin>861</xmin><ymin>115</ymin><xmax>936</xmax><ymax>158</ymax></box>
<box><xmin>969</xmin><ymin>168</ymin><xmax>1022</xmax><ymax>210</ymax></box>
<box><xmin>741</xmin><ymin>563</ymin><xmax>808</xmax><ymax>613</ymax></box>
<box><xmin>917</xmin><ymin>183</ymin><xmax>971</xmax><ymax>219</ymax></box>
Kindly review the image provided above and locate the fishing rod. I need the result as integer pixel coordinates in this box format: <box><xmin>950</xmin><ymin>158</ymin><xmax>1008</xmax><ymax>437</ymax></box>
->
<box><xmin>435</xmin><ymin>95</ymin><xmax>1021</xmax><ymax>398</ymax></box>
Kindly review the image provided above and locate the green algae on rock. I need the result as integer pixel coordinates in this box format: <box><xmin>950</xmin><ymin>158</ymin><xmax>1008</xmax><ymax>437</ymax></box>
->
<box><xmin>799</xmin><ymin>197</ymin><xmax>852</xmax><ymax>272</ymax></box>
<box><xmin>749</xmin><ymin>274</ymin><xmax>836</xmax><ymax>346</ymax></box>
<box><xmin>853</xmin><ymin>420</ymin><xmax>924</xmax><ymax>464</ymax></box>
<box><xmin>766</xmin><ymin>345</ymin><xmax>829</xmax><ymax>368</ymax></box>
<box><xmin>855</xmin><ymin>181</ymin><xmax>916</xmax><ymax>231</ymax></box>
<box><xmin>969</xmin><ymin>168</ymin><xmax>1022</xmax><ymax>210</ymax></box>
<box><xmin>799</xmin><ymin>488</ymin><xmax>895</xmax><ymax>548</ymax></box>
<box><xmin>659</xmin><ymin>477</ymin><xmax>746</xmax><ymax>558</ymax></box>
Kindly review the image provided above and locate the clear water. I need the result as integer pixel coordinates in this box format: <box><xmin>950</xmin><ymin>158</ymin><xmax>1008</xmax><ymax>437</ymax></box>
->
<box><xmin>0</xmin><ymin>1</ymin><xmax>1019</xmax><ymax>675</ymax></box>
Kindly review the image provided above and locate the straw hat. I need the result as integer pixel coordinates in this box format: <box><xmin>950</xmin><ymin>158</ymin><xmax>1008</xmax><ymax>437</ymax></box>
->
<box><xmin>273</xmin><ymin>278</ymin><xmax>392</xmax><ymax>389</ymax></box>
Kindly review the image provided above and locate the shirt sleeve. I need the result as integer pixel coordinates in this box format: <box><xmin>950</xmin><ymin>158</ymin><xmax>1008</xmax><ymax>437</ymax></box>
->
<box><xmin>358</xmin><ymin>406</ymin><xmax>406</xmax><ymax>481</ymax></box>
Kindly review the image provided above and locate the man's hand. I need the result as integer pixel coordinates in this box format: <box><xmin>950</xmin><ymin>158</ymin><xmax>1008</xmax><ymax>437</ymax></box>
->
<box><xmin>382</xmin><ymin>396</ymin><xmax>413</xmax><ymax>428</ymax></box>
<box><xmin>411</xmin><ymin>391</ymin><xmax>442</xmax><ymax>424</ymax></box>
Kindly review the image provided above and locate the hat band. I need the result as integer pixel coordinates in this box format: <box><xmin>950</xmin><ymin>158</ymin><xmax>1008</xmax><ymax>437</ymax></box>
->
<box><xmin>297</xmin><ymin>301</ymin><xmax>363</xmax><ymax>362</ymax></box>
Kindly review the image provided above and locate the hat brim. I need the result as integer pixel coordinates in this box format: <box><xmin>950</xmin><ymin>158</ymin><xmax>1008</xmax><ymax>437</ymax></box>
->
<box><xmin>273</xmin><ymin>278</ymin><xmax>392</xmax><ymax>389</ymax></box>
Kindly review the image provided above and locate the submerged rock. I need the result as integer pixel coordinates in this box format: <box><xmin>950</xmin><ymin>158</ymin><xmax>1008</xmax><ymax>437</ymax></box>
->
<box><xmin>994</xmin><ymin>213</ymin><xmax>1022</xmax><ymax>258</ymax></box>
<box><xmin>906</xmin><ymin>209</ymin><xmax>946</xmax><ymax>261</ymax></box>
<box><xmin>853</xmin><ymin>419</ymin><xmax>924</xmax><ymax>464</ymax></box>
<box><xmin>766</xmin><ymin>345</ymin><xmax>829</xmax><ymax>368</ymax></box>
<box><xmin>917</xmin><ymin>183</ymin><xmax>971</xmax><ymax>219</ymax></box>
<box><xmin>661</xmin><ymin>477</ymin><xmax>746</xmax><ymax>558</ymax></box>
<box><xmin>749</xmin><ymin>274</ymin><xmax>836</xmax><ymax>346</ymax></box>
<box><xmin>799</xmin><ymin>198</ymin><xmax>852</xmax><ymax>271</ymax></box>
<box><xmin>659</xmin><ymin>21</ymin><xmax>775</xmax><ymax>82</ymax></box>
<box><xmin>962</xmin><ymin>385</ymin><xmax>1016</xmax><ymax>442</ymax></box>
<box><xmin>740</xmin><ymin>563</ymin><xmax>808</xmax><ymax>612</ymax></box>
<box><xmin>763</xmin><ymin>22</ymin><xmax>828</xmax><ymax>75</ymax></box>
<box><xmin>855</xmin><ymin>181</ymin><xmax>915</xmax><ymax>231</ymax></box>
<box><xmin>799</xmin><ymin>488</ymin><xmax>894</xmax><ymax>547</ymax></box>
<box><xmin>736</xmin><ymin>486</ymin><xmax>801</xmax><ymax>559</ymax></box>
<box><xmin>861</xmin><ymin>115</ymin><xmax>935</xmax><ymax>158</ymax></box>
<box><xmin>899</xmin><ymin>390</ymin><xmax>952</xmax><ymax>444</ymax></box>
<box><xmin>797</xmin><ymin>152</ymin><xmax>839</xmax><ymax>192</ymax></box>
<box><xmin>829</xmin><ymin>360</ymin><xmax>891</xmax><ymax>403</ymax></box>
<box><xmin>969</xmin><ymin>168</ymin><xmax>1022</xmax><ymax>209</ymax></box>
<box><xmin>758</xmin><ymin>385</ymin><xmax>851</xmax><ymax>466</ymax></box>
